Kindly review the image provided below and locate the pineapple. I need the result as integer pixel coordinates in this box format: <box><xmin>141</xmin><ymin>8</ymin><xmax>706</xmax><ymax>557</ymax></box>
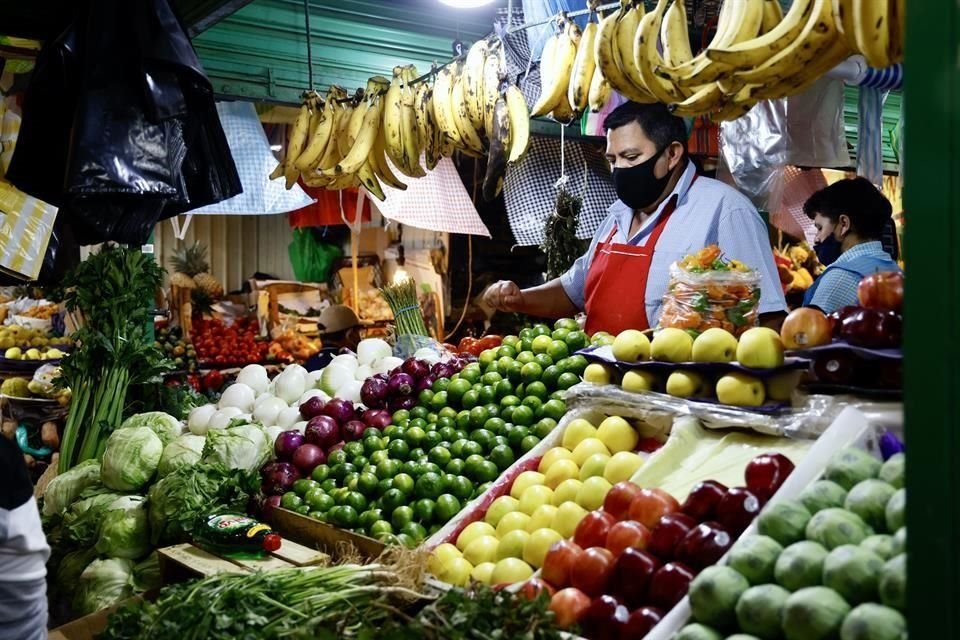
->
<box><xmin>170</xmin><ymin>242</ymin><xmax>223</xmax><ymax>299</ymax></box>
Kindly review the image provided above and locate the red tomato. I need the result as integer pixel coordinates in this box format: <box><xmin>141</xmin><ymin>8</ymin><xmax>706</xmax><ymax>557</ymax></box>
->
<box><xmin>627</xmin><ymin>488</ymin><xmax>680</xmax><ymax>529</ymax></box>
<box><xmin>477</xmin><ymin>335</ymin><xmax>503</xmax><ymax>351</ymax></box>
<box><xmin>458</xmin><ymin>337</ymin><xmax>478</xmax><ymax>353</ymax></box>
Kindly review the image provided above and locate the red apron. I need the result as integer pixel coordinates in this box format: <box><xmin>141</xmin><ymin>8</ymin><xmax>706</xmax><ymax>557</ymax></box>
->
<box><xmin>584</xmin><ymin>179</ymin><xmax>695</xmax><ymax>336</ymax></box>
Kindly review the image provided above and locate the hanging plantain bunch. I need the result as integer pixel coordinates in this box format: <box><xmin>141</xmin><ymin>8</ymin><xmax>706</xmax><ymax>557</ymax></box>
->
<box><xmin>541</xmin><ymin>188</ymin><xmax>585</xmax><ymax>281</ymax></box>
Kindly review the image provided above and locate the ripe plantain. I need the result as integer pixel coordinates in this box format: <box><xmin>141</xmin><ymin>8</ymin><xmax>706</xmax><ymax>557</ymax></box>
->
<box><xmin>504</xmin><ymin>84</ymin><xmax>530</xmax><ymax>164</ymax></box>
<box><xmin>633</xmin><ymin>0</ymin><xmax>683</xmax><ymax>103</ymax></box>
<box><xmin>705</xmin><ymin>0</ymin><xmax>817</xmax><ymax>67</ymax></box>
<box><xmin>852</xmin><ymin>0</ymin><xmax>891</xmax><ymax>68</ymax></box>
<box><xmin>661</xmin><ymin>0</ymin><xmax>694</xmax><ymax>67</ymax></box>
<box><xmin>431</xmin><ymin>65</ymin><xmax>463</xmax><ymax>146</ymax></box>
<box><xmin>282</xmin><ymin>99</ymin><xmax>313</xmax><ymax>189</ymax></box>
<box><xmin>463</xmin><ymin>39</ymin><xmax>489</xmax><ymax>130</ymax></box>
<box><xmin>531</xmin><ymin>20</ymin><xmax>579</xmax><ymax>118</ymax></box>
<box><xmin>482</xmin><ymin>95</ymin><xmax>511</xmax><ymax>202</ymax></box>
<box><xmin>383</xmin><ymin>67</ymin><xmax>407</xmax><ymax>174</ymax></box>
<box><xmin>568</xmin><ymin>19</ymin><xmax>598</xmax><ymax>114</ymax></box>
<box><xmin>595</xmin><ymin>4</ymin><xmax>653</xmax><ymax>104</ymax></box>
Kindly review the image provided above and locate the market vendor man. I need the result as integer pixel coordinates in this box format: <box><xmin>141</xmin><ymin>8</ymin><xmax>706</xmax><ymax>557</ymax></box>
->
<box><xmin>484</xmin><ymin>102</ymin><xmax>787</xmax><ymax>335</ymax></box>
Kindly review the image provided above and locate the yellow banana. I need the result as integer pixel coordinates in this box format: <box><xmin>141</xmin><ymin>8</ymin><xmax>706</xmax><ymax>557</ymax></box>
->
<box><xmin>618</xmin><ymin>1</ymin><xmax>659</xmax><ymax>101</ymax></box>
<box><xmin>551</xmin><ymin>96</ymin><xmax>576</xmax><ymax>124</ymax></box>
<box><xmin>283</xmin><ymin>100</ymin><xmax>313</xmax><ymax>189</ymax></box>
<box><xmin>670</xmin><ymin>83</ymin><xmax>725</xmax><ymax>117</ymax></box>
<box><xmin>504</xmin><ymin>84</ymin><xmax>530</xmax><ymax>164</ymax></box>
<box><xmin>432</xmin><ymin>66</ymin><xmax>462</xmax><ymax>146</ymax></box>
<box><xmin>358</xmin><ymin>160</ymin><xmax>385</xmax><ymax>201</ymax></box>
<box><xmin>383</xmin><ymin>68</ymin><xmax>407</xmax><ymax>174</ymax></box>
<box><xmin>633</xmin><ymin>0</ymin><xmax>683</xmax><ymax>104</ymax></box>
<box><xmin>337</xmin><ymin>96</ymin><xmax>369</xmax><ymax>159</ymax></box>
<box><xmin>661</xmin><ymin>0</ymin><xmax>693</xmax><ymax>67</ymax></box>
<box><xmin>832</xmin><ymin>0</ymin><xmax>859</xmax><ymax>52</ymax></box>
<box><xmin>422</xmin><ymin>89</ymin><xmax>441</xmax><ymax>170</ymax></box>
<box><xmin>371</xmin><ymin>127</ymin><xmax>407</xmax><ymax>190</ymax></box>
<box><xmin>295</xmin><ymin>98</ymin><xmax>335</xmax><ymax>171</ymax></box>
<box><xmin>888</xmin><ymin>0</ymin><xmax>904</xmax><ymax>63</ymax></box>
<box><xmin>656</xmin><ymin>0</ymin><xmax>737</xmax><ymax>82</ymax></box>
<box><xmin>316</xmin><ymin>102</ymin><xmax>346</xmax><ymax>173</ymax></box>
<box><xmin>568</xmin><ymin>20</ymin><xmax>598</xmax><ymax>113</ymax></box>
<box><xmin>706</xmin><ymin>0</ymin><xmax>817</xmax><ymax>67</ymax></box>
<box><xmin>414</xmin><ymin>82</ymin><xmax>431</xmax><ymax>149</ymax></box>
<box><xmin>595</xmin><ymin>4</ymin><xmax>654</xmax><ymax>104</ymax></box>
<box><xmin>452</xmin><ymin>73</ymin><xmax>486</xmax><ymax>154</ymax></box>
<box><xmin>269</xmin><ymin>162</ymin><xmax>285</xmax><ymax>181</ymax></box>
<box><xmin>336</xmin><ymin>96</ymin><xmax>383</xmax><ymax>175</ymax></box>
<box><xmin>482</xmin><ymin>95</ymin><xmax>511</xmax><ymax>201</ymax></box>
<box><xmin>852</xmin><ymin>0</ymin><xmax>890</xmax><ymax>68</ymax></box>
<box><xmin>588</xmin><ymin>70</ymin><xmax>612</xmax><ymax>112</ymax></box>
<box><xmin>463</xmin><ymin>40</ymin><xmax>489</xmax><ymax>130</ymax></box>
<box><xmin>482</xmin><ymin>42</ymin><xmax>504</xmax><ymax>139</ymax></box>
<box><xmin>674</xmin><ymin>0</ymin><xmax>765</xmax><ymax>88</ymax></box>
<box><xmin>531</xmin><ymin>21</ymin><xmax>578</xmax><ymax>118</ymax></box>
<box><xmin>750</xmin><ymin>36</ymin><xmax>850</xmax><ymax>100</ymax></box>
<box><xmin>399</xmin><ymin>66</ymin><xmax>426</xmax><ymax>177</ymax></box>
<box><xmin>761</xmin><ymin>0</ymin><xmax>785</xmax><ymax>33</ymax></box>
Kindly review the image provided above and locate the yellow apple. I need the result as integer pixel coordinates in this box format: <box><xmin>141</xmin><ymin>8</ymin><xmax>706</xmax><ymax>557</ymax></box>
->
<box><xmin>583</xmin><ymin>363</ymin><xmax>613</xmax><ymax>385</ymax></box>
<box><xmin>496</xmin><ymin>511</ymin><xmax>533</xmax><ymax>538</ymax></box>
<box><xmin>716</xmin><ymin>372</ymin><xmax>766</xmax><ymax>407</ymax></box>
<box><xmin>650</xmin><ymin>328</ymin><xmax>694</xmax><ymax>363</ymax></box>
<box><xmin>484</xmin><ymin>496</ymin><xmax>520</xmax><ymax>527</ymax></box>
<box><xmin>612</xmin><ymin>329</ymin><xmax>651</xmax><ymax>362</ymax></box>
<box><xmin>692</xmin><ymin>327</ymin><xmax>739</xmax><ymax>363</ymax></box>
<box><xmin>528</xmin><ymin>504</ymin><xmax>559</xmax><ymax>531</ymax></box>
<box><xmin>518</xmin><ymin>485</ymin><xmax>555</xmax><ymax>515</ymax></box>
<box><xmin>4</xmin><ymin>347</ymin><xmax>21</xmax><ymax>359</ymax></box>
<box><xmin>539</xmin><ymin>447</ymin><xmax>576</xmax><ymax>473</ymax></box>
<box><xmin>736</xmin><ymin>327</ymin><xmax>785</xmax><ymax>369</ymax></box>
<box><xmin>621</xmin><ymin>370</ymin><xmax>659</xmax><ymax>393</ymax></box>
<box><xmin>577</xmin><ymin>476</ymin><xmax>613</xmax><ymax>510</ymax></box>
<box><xmin>552</xmin><ymin>478</ymin><xmax>584</xmax><ymax>505</ymax></box>
<box><xmin>572</xmin><ymin>437</ymin><xmax>612</xmax><ymax>466</ymax></box>
<box><xmin>490</xmin><ymin>558</ymin><xmax>534</xmax><ymax>585</ymax></box>
<box><xmin>544</xmin><ymin>459</ymin><xmax>581</xmax><ymax>488</ymax></box>
<box><xmin>436</xmin><ymin>557</ymin><xmax>473</xmax><ymax>586</ymax></box>
<box><xmin>428</xmin><ymin>543</ymin><xmax>462</xmax><ymax>576</ymax></box>
<box><xmin>523</xmin><ymin>528</ymin><xmax>565</xmax><ymax>568</ymax></box>
<box><xmin>666</xmin><ymin>370</ymin><xmax>707</xmax><ymax>398</ymax></box>
<box><xmin>561</xmin><ymin>419</ymin><xmax>598</xmax><ymax>449</ymax></box>
<box><xmin>471</xmin><ymin>562</ymin><xmax>495</xmax><ymax>584</ymax></box>
<box><xmin>462</xmin><ymin>535</ymin><xmax>500</xmax><ymax>565</ymax></box>
<box><xmin>552</xmin><ymin>501</ymin><xmax>589</xmax><ymax>538</ymax></box>
<box><xmin>496</xmin><ymin>529</ymin><xmax>531</xmax><ymax>561</ymax></box>
<box><xmin>766</xmin><ymin>370</ymin><xmax>803</xmax><ymax>402</ymax></box>
<box><xmin>604</xmin><ymin>451</ymin><xmax>645</xmax><ymax>484</ymax></box>
<box><xmin>457</xmin><ymin>521</ymin><xmax>496</xmax><ymax>551</ymax></box>
<box><xmin>510</xmin><ymin>471</ymin><xmax>546</xmax><ymax>499</ymax></box>
<box><xmin>596</xmin><ymin>416</ymin><xmax>639</xmax><ymax>453</ymax></box>
<box><xmin>579</xmin><ymin>453</ymin><xmax>611</xmax><ymax>480</ymax></box>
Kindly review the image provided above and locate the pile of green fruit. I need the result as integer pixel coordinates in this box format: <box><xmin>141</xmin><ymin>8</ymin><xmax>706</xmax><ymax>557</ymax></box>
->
<box><xmin>154</xmin><ymin>325</ymin><xmax>198</xmax><ymax>373</ymax></box>
<box><xmin>678</xmin><ymin>448</ymin><xmax>907</xmax><ymax>640</ymax></box>
<box><xmin>282</xmin><ymin>320</ymin><xmax>600</xmax><ymax>547</ymax></box>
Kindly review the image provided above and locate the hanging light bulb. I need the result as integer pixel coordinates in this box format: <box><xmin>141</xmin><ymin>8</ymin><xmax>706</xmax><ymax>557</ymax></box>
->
<box><xmin>392</xmin><ymin>245</ymin><xmax>409</xmax><ymax>284</ymax></box>
<box><xmin>439</xmin><ymin>0</ymin><xmax>495</xmax><ymax>7</ymax></box>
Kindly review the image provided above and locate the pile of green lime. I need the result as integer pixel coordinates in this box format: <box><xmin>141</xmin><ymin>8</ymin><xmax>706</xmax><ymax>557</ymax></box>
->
<box><xmin>280</xmin><ymin>319</ymin><xmax>597</xmax><ymax>548</ymax></box>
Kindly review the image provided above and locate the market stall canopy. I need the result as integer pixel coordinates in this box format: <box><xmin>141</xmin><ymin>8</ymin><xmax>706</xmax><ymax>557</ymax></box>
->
<box><xmin>176</xmin><ymin>101</ymin><xmax>313</xmax><ymax>238</ymax></box>
<box><xmin>504</xmin><ymin>136</ymin><xmax>616</xmax><ymax>247</ymax></box>
<box><xmin>375</xmin><ymin>157</ymin><xmax>490</xmax><ymax>238</ymax></box>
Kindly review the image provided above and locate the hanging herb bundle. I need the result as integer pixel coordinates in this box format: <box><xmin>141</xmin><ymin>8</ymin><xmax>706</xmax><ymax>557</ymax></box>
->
<box><xmin>380</xmin><ymin>279</ymin><xmax>429</xmax><ymax>338</ymax></box>
<box><xmin>541</xmin><ymin>188</ymin><xmax>585</xmax><ymax>280</ymax></box>
<box><xmin>56</xmin><ymin>245</ymin><xmax>172</xmax><ymax>473</ymax></box>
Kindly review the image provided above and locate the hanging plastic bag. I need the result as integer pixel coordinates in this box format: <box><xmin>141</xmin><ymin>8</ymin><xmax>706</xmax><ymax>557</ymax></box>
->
<box><xmin>288</xmin><ymin>228</ymin><xmax>342</xmax><ymax>283</ymax></box>
<box><xmin>0</xmin><ymin>180</ymin><xmax>58</xmax><ymax>281</ymax></box>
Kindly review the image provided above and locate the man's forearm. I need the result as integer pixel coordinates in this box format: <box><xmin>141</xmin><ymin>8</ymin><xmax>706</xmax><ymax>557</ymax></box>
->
<box><xmin>512</xmin><ymin>279</ymin><xmax>579</xmax><ymax>319</ymax></box>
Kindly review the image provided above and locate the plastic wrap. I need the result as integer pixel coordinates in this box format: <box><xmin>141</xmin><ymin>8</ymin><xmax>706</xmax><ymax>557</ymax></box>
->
<box><xmin>658</xmin><ymin>256</ymin><xmax>762</xmax><ymax>336</ymax></box>
<box><xmin>0</xmin><ymin>179</ymin><xmax>58</xmax><ymax>282</ymax></box>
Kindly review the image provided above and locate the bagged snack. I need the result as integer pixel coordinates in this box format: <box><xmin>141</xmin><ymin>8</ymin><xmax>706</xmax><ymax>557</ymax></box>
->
<box><xmin>659</xmin><ymin>245</ymin><xmax>762</xmax><ymax>336</ymax></box>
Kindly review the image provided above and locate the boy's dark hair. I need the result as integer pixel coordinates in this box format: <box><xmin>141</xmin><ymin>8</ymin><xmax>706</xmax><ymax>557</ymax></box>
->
<box><xmin>803</xmin><ymin>177</ymin><xmax>893</xmax><ymax>240</ymax></box>
<box><xmin>603</xmin><ymin>102</ymin><xmax>688</xmax><ymax>153</ymax></box>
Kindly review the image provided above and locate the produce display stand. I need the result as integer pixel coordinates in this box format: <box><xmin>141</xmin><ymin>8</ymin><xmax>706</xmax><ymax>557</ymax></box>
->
<box><xmin>157</xmin><ymin>540</ymin><xmax>330</xmax><ymax>584</ymax></box>
<box><xmin>271</xmin><ymin>507</ymin><xmax>387</xmax><ymax>559</ymax></box>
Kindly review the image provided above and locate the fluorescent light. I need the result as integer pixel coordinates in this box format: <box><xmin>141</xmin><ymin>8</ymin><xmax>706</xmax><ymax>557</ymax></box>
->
<box><xmin>439</xmin><ymin>0</ymin><xmax>495</xmax><ymax>7</ymax></box>
<box><xmin>270</xmin><ymin>144</ymin><xmax>282</xmax><ymax>151</ymax></box>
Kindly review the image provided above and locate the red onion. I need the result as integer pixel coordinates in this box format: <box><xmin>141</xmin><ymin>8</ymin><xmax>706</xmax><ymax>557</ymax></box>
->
<box><xmin>362</xmin><ymin>408</ymin><xmax>392</xmax><ymax>429</ymax></box>
<box><xmin>292</xmin><ymin>443</ymin><xmax>327</xmax><ymax>473</ymax></box>
<box><xmin>305</xmin><ymin>415</ymin><xmax>340</xmax><ymax>449</ymax></box>
<box><xmin>323</xmin><ymin>398</ymin><xmax>356</xmax><ymax>424</ymax></box>
<box><xmin>431</xmin><ymin>362</ymin><xmax>454</xmax><ymax>379</ymax></box>
<box><xmin>388</xmin><ymin>372</ymin><xmax>415</xmax><ymax>396</ymax></box>
<box><xmin>361</xmin><ymin>377</ymin><xmax>389</xmax><ymax>408</ymax></box>
<box><xmin>343</xmin><ymin>420</ymin><xmax>367</xmax><ymax>442</ymax></box>
<box><xmin>415</xmin><ymin>375</ymin><xmax>436</xmax><ymax>393</ymax></box>
<box><xmin>388</xmin><ymin>395</ymin><xmax>417</xmax><ymax>412</ymax></box>
<box><xmin>262</xmin><ymin>462</ymin><xmax>300</xmax><ymax>495</ymax></box>
<box><xmin>328</xmin><ymin>441</ymin><xmax>345</xmax><ymax>453</ymax></box>
<box><xmin>274</xmin><ymin>430</ymin><xmax>305</xmax><ymax>461</ymax></box>
<box><xmin>261</xmin><ymin>494</ymin><xmax>282</xmax><ymax>520</ymax></box>
<box><xmin>401</xmin><ymin>358</ymin><xmax>430</xmax><ymax>379</ymax></box>
<box><xmin>299</xmin><ymin>396</ymin><xmax>326</xmax><ymax>419</ymax></box>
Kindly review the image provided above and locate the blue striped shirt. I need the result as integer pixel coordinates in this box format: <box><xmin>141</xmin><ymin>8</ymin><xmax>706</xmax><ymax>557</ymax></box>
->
<box><xmin>559</xmin><ymin>161</ymin><xmax>787</xmax><ymax>325</ymax></box>
<box><xmin>806</xmin><ymin>241</ymin><xmax>897</xmax><ymax>313</ymax></box>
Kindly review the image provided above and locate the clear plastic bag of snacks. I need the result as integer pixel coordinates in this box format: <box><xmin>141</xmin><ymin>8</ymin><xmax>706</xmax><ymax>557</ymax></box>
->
<box><xmin>658</xmin><ymin>245</ymin><xmax>762</xmax><ymax>336</ymax></box>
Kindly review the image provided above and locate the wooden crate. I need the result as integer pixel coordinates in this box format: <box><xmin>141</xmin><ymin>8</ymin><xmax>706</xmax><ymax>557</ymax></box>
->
<box><xmin>271</xmin><ymin>507</ymin><xmax>386</xmax><ymax>559</ymax></box>
<box><xmin>157</xmin><ymin>538</ymin><xmax>330</xmax><ymax>584</ymax></box>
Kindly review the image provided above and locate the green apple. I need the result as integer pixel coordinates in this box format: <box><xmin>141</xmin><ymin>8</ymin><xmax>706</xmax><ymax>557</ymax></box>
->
<box><xmin>651</xmin><ymin>328</ymin><xmax>694</xmax><ymax>363</ymax></box>
<box><xmin>528</xmin><ymin>504</ymin><xmax>559</xmax><ymax>531</ymax></box>
<box><xmin>552</xmin><ymin>478</ymin><xmax>584</xmax><ymax>505</ymax></box>
<box><xmin>456</xmin><ymin>521</ymin><xmax>496</xmax><ymax>551</ymax></box>
<box><xmin>490</xmin><ymin>557</ymin><xmax>534</xmax><ymax>584</ymax></box>
<box><xmin>518</xmin><ymin>484</ymin><xmax>554</xmax><ymax>515</ymax></box>
<box><xmin>523</xmin><ymin>528</ymin><xmax>565</xmax><ymax>568</ymax></box>
<box><xmin>496</xmin><ymin>529</ymin><xmax>531</xmax><ymax>561</ymax></box>
<box><xmin>572</xmin><ymin>437</ymin><xmax>612</xmax><ymax>466</ymax></box>
<box><xmin>716</xmin><ymin>372</ymin><xmax>766</xmax><ymax>407</ymax></box>
<box><xmin>597</xmin><ymin>415</ymin><xmax>639</xmax><ymax>453</ymax></box>
<box><xmin>766</xmin><ymin>370</ymin><xmax>803</xmax><ymax>401</ymax></box>
<box><xmin>692</xmin><ymin>327</ymin><xmax>739</xmax><ymax>363</ymax></box>
<box><xmin>484</xmin><ymin>495</ymin><xmax>520</xmax><ymax>527</ymax></box>
<box><xmin>562</xmin><ymin>419</ymin><xmax>598</xmax><ymax>449</ymax></box>
<box><xmin>736</xmin><ymin>327</ymin><xmax>785</xmax><ymax>369</ymax></box>
<box><xmin>544</xmin><ymin>459</ymin><xmax>581</xmax><ymax>489</ymax></box>
<box><xmin>579</xmin><ymin>452</ymin><xmax>611</xmax><ymax>480</ymax></box>
<box><xmin>612</xmin><ymin>329</ymin><xmax>651</xmax><ymax>362</ymax></box>
<box><xmin>576</xmin><ymin>476</ymin><xmax>613</xmax><ymax>510</ymax></box>
<box><xmin>621</xmin><ymin>369</ymin><xmax>659</xmax><ymax>393</ymax></box>
<box><xmin>666</xmin><ymin>370</ymin><xmax>707</xmax><ymax>398</ymax></box>
<box><xmin>462</xmin><ymin>535</ymin><xmax>500</xmax><ymax>565</ymax></box>
<box><xmin>471</xmin><ymin>561</ymin><xmax>495</xmax><ymax>584</ymax></box>
<box><xmin>551</xmin><ymin>501</ymin><xmax>588</xmax><ymax>538</ymax></box>
<box><xmin>510</xmin><ymin>471</ymin><xmax>546</xmax><ymax>499</ymax></box>
<box><xmin>604</xmin><ymin>451</ymin><xmax>644</xmax><ymax>484</ymax></box>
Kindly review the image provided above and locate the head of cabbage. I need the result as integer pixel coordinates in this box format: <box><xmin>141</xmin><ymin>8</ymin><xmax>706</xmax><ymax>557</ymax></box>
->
<box><xmin>74</xmin><ymin>557</ymin><xmax>134</xmax><ymax>616</ymax></box>
<box><xmin>42</xmin><ymin>459</ymin><xmax>102</xmax><ymax>517</ymax></box>
<box><xmin>95</xmin><ymin>495</ymin><xmax>150</xmax><ymax>560</ymax></box>
<box><xmin>201</xmin><ymin>424</ymin><xmax>271</xmax><ymax>473</ymax></box>
<box><xmin>157</xmin><ymin>434</ymin><xmax>206</xmax><ymax>477</ymax></box>
<box><xmin>61</xmin><ymin>491</ymin><xmax>128</xmax><ymax>547</ymax></box>
<box><xmin>119</xmin><ymin>411</ymin><xmax>183</xmax><ymax>446</ymax></box>
<box><xmin>101</xmin><ymin>427</ymin><xmax>163</xmax><ymax>491</ymax></box>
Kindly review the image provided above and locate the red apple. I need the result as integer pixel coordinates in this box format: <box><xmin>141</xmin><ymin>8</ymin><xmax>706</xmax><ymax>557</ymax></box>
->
<box><xmin>519</xmin><ymin>577</ymin><xmax>556</xmax><ymax>601</ymax></box>
<box><xmin>675</xmin><ymin>521</ymin><xmax>733</xmax><ymax>570</ymax></box>
<box><xmin>838</xmin><ymin>307</ymin><xmax>902</xmax><ymax>349</ymax></box>
<box><xmin>542</xmin><ymin>540</ymin><xmax>584</xmax><ymax>589</ymax></box>
<box><xmin>781</xmin><ymin>307</ymin><xmax>834</xmax><ymax>349</ymax></box>
<box><xmin>647</xmin><ymin>512</ymin><xmax>698</xmax><ymax>560</ymax></box>
<box><xmin>603</xmin><ymin>482</ymin><xmax>644</xmax><ymax>520</ymax></box>
<box><xmin>627</xmin><ymin>488</ymin><xmax>680</xmax><ymax>529</ymax></box>
<box><xmin>813</xmin><ymin>351</ymin><xmax>861</xmax><ymax>384</ymax></box>
<box><xmin>574</xmin><ymin>510</ymin><xmax>618</xmax><ymax>550</ymax></box>
<box><xmin>549</xmin><ymin>588</ymin><xmax>591</xmax><ymax>629</ymax></box>
<box><xmin>857</xmin><ymin>271</ymin><xmax>903</xmax><ymax>313</ymax></box>
<box><xmin>745</xmin><ymin>454</ymin><xmax>795</xmax><ymax>502</ymax></box>
<box><xmin>715</xmin><ymin>487</ymin><xmax>762</xmax><ymax>535</ymax></box>
<box><xmin>613</xmin><ymin>547</ymin><xmax>661</xmax><ymax>607</ymax></box>
<box><xmin>605</xmin><ymin>520</ymin><xmax>651</xmax><ymax>557</ymax></box>
<box><xmin>648</xmin><ymin>562</ymin><xmax>696</xmax><ymax>611</ymax></box>
<box><xmin>570</xmin><ymin>547</ymin><xmax>616</xmax><ymax>597</ymax></box>
<box><xmin>680</xmin><ymin>480</ymin><xmax>728</xmax><ymax>521</ymax></box>
<box><xmin>582</xmin><ymin>595</ymin><xmax>629</xmax><ymax>639</ymax></box>
<box><xmin>619</xmin><ymin>607</ymin><xmax>665</xmax><ymax>640</ymax></box>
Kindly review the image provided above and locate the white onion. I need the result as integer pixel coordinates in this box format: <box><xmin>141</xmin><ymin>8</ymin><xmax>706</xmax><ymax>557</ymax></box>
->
<box><xmin>307</xmin><ymin>369</ymin><xmax>324</xmax><ymax>387</ymax></box>
<box><xmin>208</xmin><ymin>407</ymin><xmax>243</xmax><ymax>430</ymax></box>
<box><xmin>357</xmin><ymin>338</ymin><xmax>392</xmax><ymax>366</ymax></box>
<box><xmin>236</xmin><ymin>364</ymin><xmax>269</xmax><ymax>395</ymax></box>
<box><xmin>292</xmin><ymin>421</ymin><xmax>308</xmax><ymax>434</ymax></box>
<box><xmin>337</xmin><ymin>379</ymin><xmax>363</xmax><ymax>404</ymax></box>
<box><xmin>276</xmin><ymin>406</ymin><xmax>302</xmax><ymax>429</ymax></box>
<box><xmin>330</xmin><ymin>354</ymin><xmax>359</xmax><ymax>373</ymax></box>
<box><xmin>274</xmin><ymin>368</ymin><xmax>307</xmax><ymax>404</ymax></box>
<box><xmin>373</xmin><ymin>356</ymin><xmax>404</xmax><ymax>375</ymax></box>
<box><xmin>187</xmin><ymin>404</ymin><xmax>218</xmax><ymax>435</ymax></box>
<box><xmin>320</xmin><ymin>364</ymin><xmax>354</xmax><ymax>396</ymax></box>
<box><xmin>264</xmin><ymin>425</ymin><xmax>284</xmax><ymax>444</ymax></box>
<box><xmin>218</xmin><ymin>383</ymin><xmax>255</xmax><ymax>412</ymax></box>
<box><xmin>254</xmin><ymin>393</ymin><xmax>275</xmax><ymax>408</ymax></box>
<box><xmin>354</xmin><ymin>364</ymin><xmax>373</xmax><ymax>382</ymax></box>
<box><xmin>253</xmin><ymin>396</ymin><xmax>287</xmax><ymax>427</ymax></box>
<box><xmin>298</xmin><ymin>388</ymin><xmax>329</xmax><ymax>406</ymax></box>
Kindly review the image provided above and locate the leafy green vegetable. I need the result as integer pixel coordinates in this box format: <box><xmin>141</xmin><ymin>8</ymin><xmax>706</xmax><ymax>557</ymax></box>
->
<box><xmin>146</xmin><ymin>464</ymin><xmax>259</xmax><ymax>545</ymax></box>
<box><xmin>119</xmin><ymin>412</ymin><xmax>182</xmax><ymax>446</ymax></box>
<box><xmin>42</xmin><ymin>459</ymin><xmax>102</xmax><ymax>516</ymax></box>
<box><xmin>101</xmin><ymin>427</ymin><xmax>164</xmax><ymax>491</ymax></box>
<box><xmin>61</xmin><ymin>491</ymin><xmax>129</xmax><ymax>547</ymax></box>
<box><xmin>74</xmin><ymin>557</ymin><xmax>134</xmax><ymax>616</ymax></box>
<box><xmin>201</xmin><ymin>424</ymin><xmax>271</xmax><ymax>473</ymax></box>
<box><xmin>95</xmin><ymin>495</ymin><xmax>150</xmax><ymax>560</ymax></box>
<box><xmin>157</xmin><ymin>434</ymin><xmax>206</xmax><ymax>477</ymax></box>
<box><xmin>541</xmin><ymin>189</ymin><xmax>586</xmax><ymax>281</ymax></box>
<box><xmin>131</xmin><ymin>552</ymin><xmax>162</xmax><ymax>592</ymax></box>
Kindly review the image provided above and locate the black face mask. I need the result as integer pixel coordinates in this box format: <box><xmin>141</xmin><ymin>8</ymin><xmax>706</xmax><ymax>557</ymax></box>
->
<box><xmin>814</xmin><ymin>234</ymin><xmax>843</xmax><ymax>266</ymax></box>
<box><xmin>612</xmin><ymin>147</ymin><xmax>672</xmax><ymax>210</ymax></box>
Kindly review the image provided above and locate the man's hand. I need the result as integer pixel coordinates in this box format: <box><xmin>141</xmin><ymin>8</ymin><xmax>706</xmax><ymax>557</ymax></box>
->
<box><xmin>483</xmin><ymin>280</ymin><xmax>524</xmax><ymax>313</ymax></box>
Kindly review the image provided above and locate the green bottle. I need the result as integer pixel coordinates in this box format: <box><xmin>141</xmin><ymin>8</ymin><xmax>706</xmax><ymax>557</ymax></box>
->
<box><xmin>194</xmin><ymin>514</ymin><xmax>282</xmax><ymax>558</ymax></box>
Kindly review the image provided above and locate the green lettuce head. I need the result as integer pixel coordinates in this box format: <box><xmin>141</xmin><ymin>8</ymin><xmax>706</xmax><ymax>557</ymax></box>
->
<box><xmin>201</xmin><ymin>424</ymin><xmax>271</xmax><ymax>473</ymax></box>
<box><xmin>157</xmin><ymin>433</ymin><xmax>206</xmax><ymax>477</ymax></box>
<box><xmin>95</xmin><ymin>495</ymin><xmax>150</xmax><ymax>560</ymax></box>
<box><xmin>119</xmin><ymin>411</ymin><xmax>183</xmax><ymax>446</ymax></box>
<box><xmin>101</xmin><ymin>427</ymin><xmax>163</xmax><ymax>491</ymax></box>
<box><xmin>42</xmin><ymin>459</ymin><xmax>102</xmax><ymax>517</ymax></box>
<box><xmin>62</xmin><ymin>491</ymin><xmax>128</xmax><ymax>547</ymax></box>
<box><xmin>74</xmin><ymin>558</ymin><xmax>134</xmax><ymax>616</ymax></box>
